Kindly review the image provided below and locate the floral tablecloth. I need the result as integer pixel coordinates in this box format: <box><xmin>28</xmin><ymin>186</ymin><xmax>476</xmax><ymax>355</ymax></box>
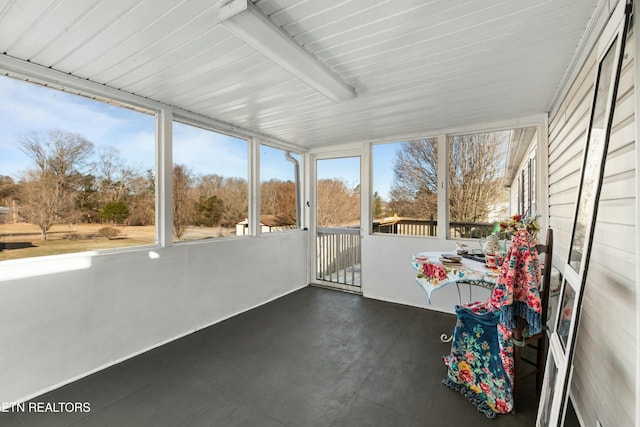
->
<box><xmin>411</xmin><ymin>252</ymin><xmax>499</xmax><ymax>303</ymax></box>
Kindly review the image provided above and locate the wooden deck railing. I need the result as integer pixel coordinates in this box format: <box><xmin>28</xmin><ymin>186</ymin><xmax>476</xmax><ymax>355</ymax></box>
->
<box><xmin>373</xmin><ymin>218</ymin><xmax>494</xmax><ymax>238</ymax></box>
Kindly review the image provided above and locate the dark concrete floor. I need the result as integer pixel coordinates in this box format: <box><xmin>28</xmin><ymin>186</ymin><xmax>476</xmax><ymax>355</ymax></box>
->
<box><xmin>2</xmin><ymin>286</ymin><xmax>538</xmax><ymax>426</ymax></box>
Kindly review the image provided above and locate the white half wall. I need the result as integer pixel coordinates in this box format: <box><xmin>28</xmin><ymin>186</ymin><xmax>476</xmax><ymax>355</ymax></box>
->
<box><xmin>361</xmin><ymin>234</ymin><xmax>492</xmax><ymax>314</ymax></box>
<box><xmin>0</xmin><ymin>231</ymin><xmax>308</xmax><ymax>405</ymax></box>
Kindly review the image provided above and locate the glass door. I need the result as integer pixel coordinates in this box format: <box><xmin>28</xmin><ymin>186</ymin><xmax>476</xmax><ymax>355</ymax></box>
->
<box><xmin>313</xmin><ymin>156</ymin><xmax>361</xmax><ymax>293</ymax></box>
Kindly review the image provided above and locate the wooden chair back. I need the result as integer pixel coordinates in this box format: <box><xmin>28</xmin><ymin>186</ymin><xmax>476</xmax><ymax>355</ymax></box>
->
<box><xmin>512</xmin><ymin>228</ymin><xmax>554</xmax><ymax>409</ymax></box>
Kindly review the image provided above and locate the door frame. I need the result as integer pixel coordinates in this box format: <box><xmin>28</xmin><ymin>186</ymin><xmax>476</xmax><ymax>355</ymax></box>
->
<box><xmin>307</xmin><ymin>148</ymin><xmax>367</xmax><ymax>293</ymax></box>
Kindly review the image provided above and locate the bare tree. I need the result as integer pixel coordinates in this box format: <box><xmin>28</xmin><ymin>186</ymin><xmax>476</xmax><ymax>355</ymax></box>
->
<box><xmin>388</xmin><ymin>138</ymin><xmax>438</xmax><ymax>218</ymax></box>
<box><xmin>173</xmin><ymin>164</ymin><xmax>193</xmax><ymax>240</ymax></box>
<box><xmin>126</xmin><ymin>169</ymin><xmax>155</xmax><ymax>226</ymax></box>
<box><xmin>97</xmin><ymin>145</ymin><xmax>121</xmax><ymax>184</ymax></box>
<box><xmin>217</xmin><ymin>177</ymin><xmax>248</xmax><ymax>227</ymax></box>
<box><xmin>17</xmin><ymin>171</ymin><xmax>67</xmax><ymax>239</ymax></box>
<box><xmin>389</xmin><ymin>133</ymin><xmax>508</xmax><ymax>225</ymax></box>
<box><xmin>0</xmin><ymin>175</ymin><xmax>17</xmax><ymax>224</ymax></box>
<box><xmin>260</xmin><ymin>179</ymin><xmax>296</xmax><ymax>222</ymax></box>
<box><xmin>0</xmin><ymin>175</ymin><xmax>16</xmax><ymax>198</ymax></box>
<box><xmin>20</xmin><ymin>130</ymin><xmax>94</xmax><ymax>178</ymax></box>
<box><xmin>74</xmin><ymin>173</ymin><xmax>100</xmax><ymax>223</ymax></box>
<box><xmin>448</xmin><ymin>132</ymin><xmax>508</xmax><ymax>223</ymax></box>
<box><xmin>94</xmin><ymin>147</ymin><xmax>155</xmax><ymax>226</ymax></box>
<box><xmin>97</xmin><ymin>146</ymin><xmax>136</xmax><ymax>202</ymax></box>
<box><xmin>317</xmin><ymin>179</ymin><xmax>360</xmax><ymax>227</ymax></box>
<box><xmin>17</xmin><ymin>130</ymin><xmax>94</xmax><ymax>239</ymax></box>
<box><xmin>194</xmin><ymin>174</ymin><xmax>224</xmax><ymax>196</ymax></box>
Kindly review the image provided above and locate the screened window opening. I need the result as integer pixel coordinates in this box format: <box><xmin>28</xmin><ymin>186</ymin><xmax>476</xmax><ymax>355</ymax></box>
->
<box><xmin>447</xmin><ymin>131</ymin><xmax>509</xmax><ymax>238</ymax></box>
<box><xmin>0</xmin><ymin>76</ymin><xmax>156</xmax><ymax>261</ymax></box>
<box><xmin>255</xmin><ymin>145</ymin><xmax>299</xmax><ymax>235</ymax></box>
<box><xmin>172</xmin><ymin>121</ymin><xmax>248</xmax><ymax>242</ymax></box>
<box><xmin>372</xmin><ymin>138</ymin><xmax>439</xmax><ymax>236</ymax></box>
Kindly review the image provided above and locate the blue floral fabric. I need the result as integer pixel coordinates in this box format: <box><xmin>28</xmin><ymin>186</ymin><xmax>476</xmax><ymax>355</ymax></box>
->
<box><xmin>443</xmin><ymin>230</ymin><xmax>542</xmax><ymax>418</ymax></box>
<box><xmin>443</xmin><ymin>303</ymin><xmax>514</xmax><ymax>418</ymax></box>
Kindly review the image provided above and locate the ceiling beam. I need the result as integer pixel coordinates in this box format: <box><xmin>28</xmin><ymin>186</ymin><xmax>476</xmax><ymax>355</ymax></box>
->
<box><xmin>218</xmin><ymin>0</ymin><xmax>357</xmax><ymax>102</ymax></box>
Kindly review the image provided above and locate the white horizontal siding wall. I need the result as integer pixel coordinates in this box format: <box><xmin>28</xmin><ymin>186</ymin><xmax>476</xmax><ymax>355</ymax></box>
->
<box><xmin>548</xmin><ymin>27</ymin><xmax>636</xmax><ymax>427</ymax></box>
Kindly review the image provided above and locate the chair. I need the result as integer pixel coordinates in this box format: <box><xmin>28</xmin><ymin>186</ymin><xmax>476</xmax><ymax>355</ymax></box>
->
<box><xmin>443</xmin><ymin>229</ymin><xmax>550</xmax><ymax>417</ymax></box>
<box><xmin>512</xmin><ymin>228</ymin><xmax>553</xmax><ymax>406</ymax></box>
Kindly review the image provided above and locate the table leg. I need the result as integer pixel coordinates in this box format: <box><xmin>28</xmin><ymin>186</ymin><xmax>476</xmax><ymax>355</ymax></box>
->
<box><xmin>440</xmin><ymin>333</ymin><xmax>453</xmax><ymax>343</ymax></box>
<box><xmin>443</xmin><ymin>283</ymin><xmax>462</xmax><ymax>343</ymax></box>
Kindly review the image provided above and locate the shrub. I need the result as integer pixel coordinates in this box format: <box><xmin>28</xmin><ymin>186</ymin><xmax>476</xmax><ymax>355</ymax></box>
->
<box><xmin>100</xmin><ymin>201</ymin><xmax>130</xmax><ymax>225</ymax></box>
<box><xmin>98</xmin><ymin>226</ymin><xmax>121</xmax><ymax>240</ymax></box>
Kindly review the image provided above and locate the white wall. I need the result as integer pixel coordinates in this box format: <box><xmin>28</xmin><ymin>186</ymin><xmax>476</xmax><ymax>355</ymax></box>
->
<box><xmin>548</xmin><ymin>22</ymin><xmax>637</xmax><ymax>427</ymax></box>
<box><xmin>361</xmin><ymin>234</ymin><xmax>492</xmax><ymax>314</ymax></box>
<box><xmin>0</xmin><ymin>231</ymin><xmax>307</xmax><ymax>404</ymax></box>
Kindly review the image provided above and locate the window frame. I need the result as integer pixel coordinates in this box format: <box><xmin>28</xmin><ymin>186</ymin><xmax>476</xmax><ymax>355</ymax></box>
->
<box><xmin>370</xmin><ymin>130</ymin><xmax>514</xmax><ymax>240</ymax></box>
<box><xmin>0</xmin><ymin>59</ymin><xmax>303</xmax><ymax>268</ymax></box>
<box><xmin>536</xmin><ymin>2</ymin><xmax>630</xmax><ymax>425</ymax></box>
<box><xmin>0</xmin><ymin>74</ymin><xmax>161</xmax><ymax>261</ymax></box>
<box><xmin>370</xmin><ymin>137</ymin><xmax>440</xmax><ymax>238</ymax></box>
<box><xmin>257</xmin><ymin>143</ymin><xmax>303</xmax><ymax>235</ymax></box>
<box><xmin>170</xmin><ymin>115</ymin><xmax>252</xmax><ymax>243</ymax></box>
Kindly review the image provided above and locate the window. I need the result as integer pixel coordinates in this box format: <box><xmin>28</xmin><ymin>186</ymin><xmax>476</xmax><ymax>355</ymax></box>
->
<box><xmin>372</xmin><ymin>138</ymin><xmax>438</xmax><ymax>236</ymax></box>
<box><xmin>517</xmin><ymin>155</ymin><xmax>536</xmax><ymax>216</ymax></box>
<box><xmin>519</xmin><ymin>169</ymin><xmax>526</xmax><ymax>214</ymax></box>
<box><xmin>257</xmin><ymin>145</ymin><xmax>299</xmax><ymax>234</ymax></box>
<box><xmin>447</xmin><ymin>131</ymin><xmax>509</xmax><ymax>238</ymax></box>
<box><xmin>0</xmin><ymin>76</ymin><xmax>156</xmax><ymax>261</ymax></box>
<box><xmin>172</xmin><ymin>120</ymin><xmax>248</xmax><ymax>242</ymax></box>
<box><xmin>373</xmin><ymin>132</ymin><xmax>512</xmax><ymax>239</ymax></box>
<box><xmin>529</xmin><ymin>155</ymin><xmax>536</xmax><ymax>215</ymax></box>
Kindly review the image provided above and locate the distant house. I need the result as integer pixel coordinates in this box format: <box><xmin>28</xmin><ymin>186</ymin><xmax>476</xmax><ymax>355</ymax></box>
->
<box><xmin>235</xmin><ymin>215</ymin><xmax>296</xmax><ymax>235</ymax></box>
<box><xmin>487</xmin><ymin>201</ymin><xmax>509</xmax><ymax>223</ymax></box>
<box><xmin>0</xmin><ymin>207</ymin><xmax>10</xmax><ymax>215</ymax></box>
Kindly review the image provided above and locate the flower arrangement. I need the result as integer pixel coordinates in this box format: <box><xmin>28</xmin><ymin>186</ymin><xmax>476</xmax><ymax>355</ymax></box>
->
<box><xmin>495</xmin><ymin>213</ymin><xmax>540</xmax><ymax>238</ymax></box>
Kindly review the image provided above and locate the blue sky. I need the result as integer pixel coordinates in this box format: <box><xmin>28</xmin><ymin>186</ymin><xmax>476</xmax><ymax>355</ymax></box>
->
<box><xmin>1</xmin><ymin>75</ymin><xmax>395</xmax><ymax>199</ymax></box>
<box><xmin>0</xmin><ymin>76</ymin><xmax>156</xmax><ymax>178</ymax></box>
<box><xmin>317</xmin><ymin>157</ymin><xmax>360</xmax><ymax>188</ymax></box>
<box><xmin>372</xmin><ymin>143</ymin><xmax>397</xmax><ymax>200</ymax></box>
<box><xmin>316</xmin><ymin>149</ymin><xmax>396</xmax><ymax>201</ymax></box>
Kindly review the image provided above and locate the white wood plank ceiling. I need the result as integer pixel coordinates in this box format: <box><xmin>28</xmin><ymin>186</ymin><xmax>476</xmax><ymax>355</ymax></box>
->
<box><xmin>0</xmin><ymin>0</ymin><xmax>600</xmax><ymax>149</ymax></box>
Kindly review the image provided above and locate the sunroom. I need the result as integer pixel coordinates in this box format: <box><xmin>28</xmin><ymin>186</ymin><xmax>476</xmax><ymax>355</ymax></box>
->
<box><xmin>0</xmin><ymin>1</ymin><xmax>637</xmax><ymax>426</ymax></box>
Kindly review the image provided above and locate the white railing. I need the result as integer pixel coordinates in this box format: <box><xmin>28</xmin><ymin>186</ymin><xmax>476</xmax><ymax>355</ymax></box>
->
<box><xmin>316</xmin><ymin>227</ymin><xmax>361</xmax><ymax>287</ymax></box>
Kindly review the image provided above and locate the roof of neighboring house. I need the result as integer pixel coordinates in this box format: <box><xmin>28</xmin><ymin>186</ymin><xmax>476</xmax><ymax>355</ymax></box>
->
<box><xmin>374</xmin><ymin>215</ymin><xmax>426</xmax><ymax>225</ymax></box>
<box><xmin>237</xmin><ymin>215</ymin><xmax>295</xmax><ymax>227</ymax></box>
<box><xmin>0</xmin><ymin>207</ymin><xmax>10</xmax><ymax>214</ymax></box>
